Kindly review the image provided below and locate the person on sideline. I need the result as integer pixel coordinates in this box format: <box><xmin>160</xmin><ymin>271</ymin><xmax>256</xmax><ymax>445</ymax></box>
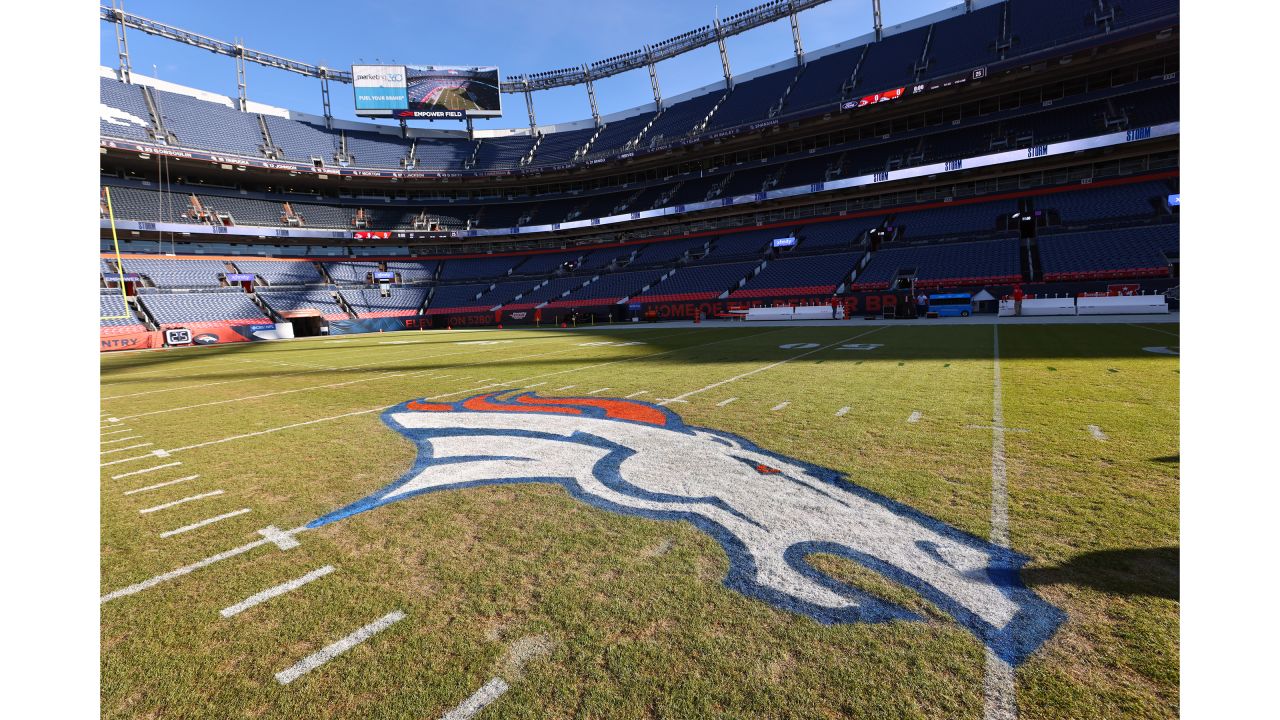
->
<box><xmin>1013</xmin><ymin>284</ymin><xmax>1025</xmax><ymax>316</ymax></box>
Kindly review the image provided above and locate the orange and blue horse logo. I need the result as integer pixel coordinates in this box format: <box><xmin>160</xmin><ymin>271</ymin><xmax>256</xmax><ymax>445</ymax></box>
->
<box><xmin>311</xmin><ymin>391</ymin><xmax>1064</xmax><ymax>665</ymax></box>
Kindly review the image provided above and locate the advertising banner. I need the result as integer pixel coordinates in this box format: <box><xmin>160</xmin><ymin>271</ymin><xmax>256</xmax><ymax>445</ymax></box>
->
<box><xmin>352</xmin><ymin>65</ymin><xmax>409</xmax><ymax>112</ymax></box>
<box><xmin>329</xmin><ymin>316</ymin><xmax>427</xmax><ymax>335</ymax></box>
<box><xmin>352</xmin><ymin>64</ymin><xmax>501</xmax><ymax>119</ymax></box>
<box><xmin>100</xmin><ymin>330</ymin><xmax>161</xmax><ymax>352</ymax></box>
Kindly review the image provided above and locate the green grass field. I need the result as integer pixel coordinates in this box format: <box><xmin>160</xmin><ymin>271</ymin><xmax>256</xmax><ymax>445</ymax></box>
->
<box><xmin>100</xmin><ymin>322</ymin><xmax>1179</xmax><ymax>719</ymax></box>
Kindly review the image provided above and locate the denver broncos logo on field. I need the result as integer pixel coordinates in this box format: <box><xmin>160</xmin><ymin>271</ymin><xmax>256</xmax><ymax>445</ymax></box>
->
<box><xmin>309</xmin><ymin>392</ymin><xmax>1065</xmax><ymax>665</ymax></box>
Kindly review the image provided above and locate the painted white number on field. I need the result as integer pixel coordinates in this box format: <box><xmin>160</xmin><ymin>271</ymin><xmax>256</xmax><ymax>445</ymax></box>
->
<box><xmin>456</xmin><ymin>340</ymin><xmax>513</xmax><ymax>346</ymax></box>
<box><xmin>1142</xmin><ymin>346</ymin><xmax>1179</xmax><ymax>356</ymax></box>
<box><xmin>838</xmin><ymin>343</ymin><xmax>884</xmax><ymax>351</ymax></box>
<box><xmin>579</xmin><ymin>341</ymin><xmax>647</xmax><ymax>347</ymax></box>
<box><xmin>779</xmin><ymin>343</ymin><xmax>820</xmax><ymax>350</ymax></box>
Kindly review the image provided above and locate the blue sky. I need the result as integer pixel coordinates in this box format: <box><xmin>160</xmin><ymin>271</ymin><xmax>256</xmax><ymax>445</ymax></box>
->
<box><xmin>100</xmin><ymin>0</ymin><xmax>958</xmax><ymax>130</ymax></box>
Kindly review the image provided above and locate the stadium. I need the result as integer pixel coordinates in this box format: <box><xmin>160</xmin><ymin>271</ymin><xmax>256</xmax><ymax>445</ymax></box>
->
<box><xmin>91</xmin><ymin>1</ymin><xmax>1186</xmax><ymax>718</ymax></box>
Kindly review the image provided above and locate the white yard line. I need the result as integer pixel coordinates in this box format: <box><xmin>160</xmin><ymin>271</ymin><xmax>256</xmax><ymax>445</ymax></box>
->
<box><xmin>624</xmin><ymin>390</ymin><xmax>648</xmax><ymax>398</ymax></box>
<box><xmin>101</xmin><ymin>435</ymin><xmax>142</xmax><ymax>445</ymax></box>
<box><xmin>101</xmin><ymin>443</ymin><xmax>153</xmax><ymax>455</ymax></box>
<box><xmin>440</xmin><ymin>677</ymin><xmax>511</xmax><ymax>720</ymax></box>
<box><xmin>100</xmin><ymin>525</ymin><xmax>307</xmax><ymax>603</ymax></box>
<box><xmin>164</xmin><ymin>407</ymin><xmax>387</xmax><ymax>454</ymax></box>
<box><xmin>158</xmin><ymin>330</ymin><xmax>786</xmax><ymax>456</ymax></box>
<box><xmin>112</xmin><ymin>337</ymin><xmax>658</xmax><ymax>421</ymax></box>
<box><xmin>114</xmin><ymin>372</ymin><xmax>406</xmax><ymax>420</ymax></box>
<box><xmin>1088</xmin><ymin>425</ymin><xmax>1109</xmax><ymax>441</ymax></box>
<box><xmin>110</xmin><ymin>462</ymin><xmax>181</xmax><ymax>479</ymax></box>
<box><xmin>220</xmin><ymin>565</ymin><xmax>335</xmax><ymax>618</ymax></box>
<box><xmin>139</xmin><ymin>490</ymin><xmax>224</xmax><ymax>514</ymax></box>
<box><xmin>659</xmin><ymin>327</ymin><xmax>885</xmax><ymax>406</ymax></box>
<box><xmin>1126</xmin><ymin>323</ymin><xmax>1179</xmax><ymax>338</ymax></box>
<box><xmin>159</xmin><ymin>508</ymin><xmax>252</xmax><ymax>538</ymax></box>
<box><xmin>100</xmin><ymin>334</ymin><xmax>579</xmax><ymax>400</ymax></box>
<box><xmin>984</xmin><ymin>324</ymin><xmax>1017</xmax><ymax>720</ymax></box>
<box><xmin>908</xmin><ymin>411</ymin><xmax>922</xmax><ymax>423</ymax></box>
<box><xmin>123</xmin><ymin>475</ymin><xmax>199</xmax><ymax>496</ymax></box>
<box><xmin>587</xmin><ymin>387</ymin><xmax>611</xmax><ymax>395</ymax></box>
<box><xmin>835</xmin><ymin>406</ymin><xmax>850</xmax><ymax>417</ymax></box>
<box><xmin>966</xmin><ymin>424</ymin><xmax>1028</xmax><ymax>433</ymax></box>
<box><xmin>101</xmin><ymin>451</ymin><xmax>171</xmax><ymax>467</ymax></box>
<box><xmin>274</xmin><ymin>610</ymin><xmax>405</xmax><ymax>685</ymax></box>
<box><xmin>771</xmin><ymin>401</ymin><xmax>790</xmax><ymax>411</ymax></box>
<box><xmin>554</xmin><ymin>385</ymin><xmax>575</xmax><ymax>391</ymax></box>
<box><xmin>984</xmin><ymin>653</ymin><xmax>1018</xmax><ymax>720</ymax></box>
<box><xmin>101</xmin><ymin>427</ymin><xmax>134</xmax><ymax>436</ymax></box>
<box><xmin>716</xmin><ymin>397</ymin><xmax>738</xmax><ymax>407</ymax></box>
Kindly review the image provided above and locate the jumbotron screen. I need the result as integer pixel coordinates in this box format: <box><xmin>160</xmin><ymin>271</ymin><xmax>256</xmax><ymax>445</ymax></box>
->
<box><xmin>352</xmin><ymin>64</ymin><xmax>502</xmax><ymax>119</ymax></box>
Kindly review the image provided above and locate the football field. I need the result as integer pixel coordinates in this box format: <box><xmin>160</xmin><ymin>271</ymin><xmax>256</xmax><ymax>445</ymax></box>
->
<box><xmin>100</xmin><ymin>322</ymin><xmax>1179</xmax><ymax>719</ymax></box>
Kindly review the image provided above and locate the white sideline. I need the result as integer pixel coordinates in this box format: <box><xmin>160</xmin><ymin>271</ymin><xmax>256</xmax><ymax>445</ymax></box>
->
<box><xmin>274</xmin><ymin>610</ymin><xmax>405</xmax><ymax>685</ymax></box>
<box><xmin>139</xmin><ymin>489</ymin><xmax>224</xmax><ymax>514</ymax></box>
<box><xmin>160</xmin><ymin>508</ymin><xmax>252</xmax><ymax>538</ymax></box>
<box><xmin>220</xmin><ymin>565</ymin><xmax>335</xmax><ymax>618</ymax></box>
<box><xmin>100</xmin><ymin>524</ymin><xmax>307</xmax><ymax>603</ymax></box>
<box><xmin>983</xmin><ymin>324</ymin><xmax>1017</xmax><ymax>720</ymax></box>
<box><xmin>123</xmin><ymin>475</ymin><xmax>199</xmax><ymax>496</ymax></box>
<box><xmin>110</xmin><ymin>462</ymin><xmax>181</xmax><ymax>479</ymax></box>
<box><xmin>658</xmin><ymin>327</ymin><xmax>886</xmax><ymax>406</ymax></box>
<box><xmin>440</xmin><ymin>678</ymin><xmax>511</xmax><ymax>720</ymax></box>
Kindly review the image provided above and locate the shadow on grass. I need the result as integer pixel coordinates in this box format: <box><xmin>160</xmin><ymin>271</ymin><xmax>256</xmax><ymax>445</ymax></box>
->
<box><xmin>1022</xmin><ymin>547</ymin><xmax>1178</xmax><ymax>601</ymax></box>
<box><xmin>101</xmin><ymin>323</ymin><xmax>1184</xmax><ymax>382</ymax></box>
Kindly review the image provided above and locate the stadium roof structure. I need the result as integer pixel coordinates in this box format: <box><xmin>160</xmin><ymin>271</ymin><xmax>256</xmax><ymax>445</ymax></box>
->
<box><xmin>102</xmin><ymin>0</ymin><xmax>967</xmax><ymax>128</ymax></box>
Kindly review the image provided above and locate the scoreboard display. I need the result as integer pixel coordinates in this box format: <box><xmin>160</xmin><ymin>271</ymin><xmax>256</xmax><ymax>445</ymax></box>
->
<box><xmin>353</xmin><ymin>64</ymin><xmax>502</xmax><ymax>119</ymax></box>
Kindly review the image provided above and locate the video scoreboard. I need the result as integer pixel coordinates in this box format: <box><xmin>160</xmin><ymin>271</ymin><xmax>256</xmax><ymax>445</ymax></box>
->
<box><xmin>353</xmin><ymin>64</ymin><xmax>502</xmax><ymax>120</ymax></box>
